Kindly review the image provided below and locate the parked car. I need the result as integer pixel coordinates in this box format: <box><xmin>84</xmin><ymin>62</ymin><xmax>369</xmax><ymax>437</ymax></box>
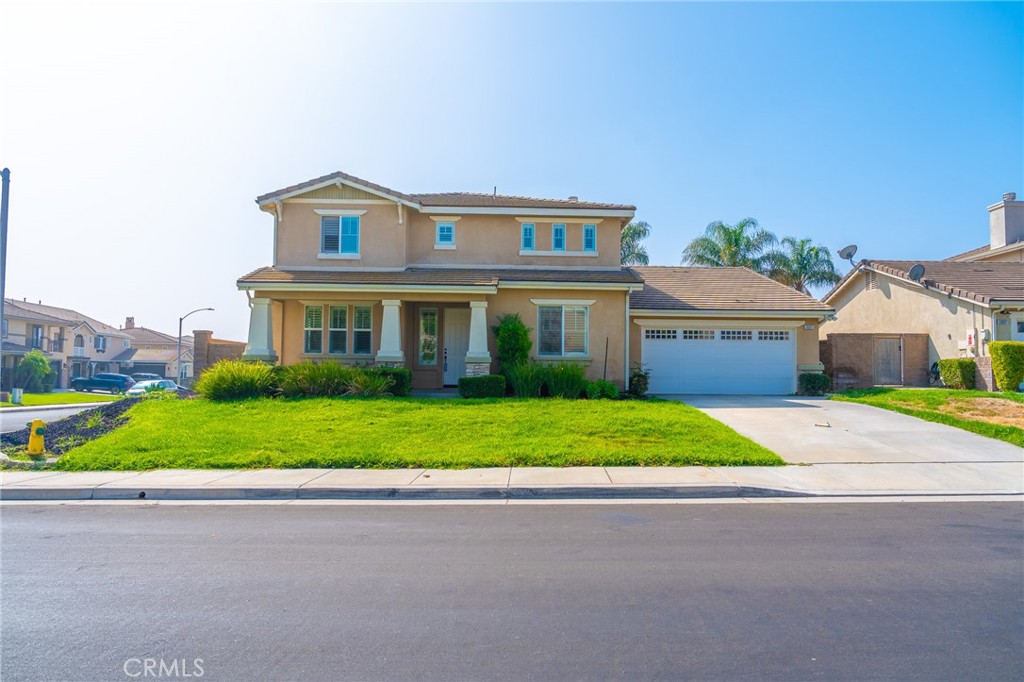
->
<box><xmin>126</xmin><ymin>379</ymin><xmax>184</xmax><ymax>396</ymax></box>
<box><xmin>131</xmin><ymin>373</ymin><xmax>164</xmax><ymax>383</ymax></box>
<box><xmin>70</xmin><ymin>373</ymin><xmax>136</xmax><ymax>394</ymax></box>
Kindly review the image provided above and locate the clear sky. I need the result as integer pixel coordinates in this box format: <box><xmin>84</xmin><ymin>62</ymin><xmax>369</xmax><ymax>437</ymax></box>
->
<box><xmin>2</xmin><ymin>2</ymin><xmax>1021</xmax><ymax>340</ymax></box>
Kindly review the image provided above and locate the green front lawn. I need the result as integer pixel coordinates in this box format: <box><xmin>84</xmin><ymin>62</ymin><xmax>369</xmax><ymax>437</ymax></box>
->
<box><xmin>832</xmin><ymin>388</ymin><xmax>1024</xmax><ymax>447</ymax></box>
<box><xmin>0</xmin><ymin>392</ymin><xmax>121</xmax><ymax>408</ymax></box>
<box><xmin>54</xmin><ymin>397</ymin><xmax>783</xmax><ymax>470</ymax></box>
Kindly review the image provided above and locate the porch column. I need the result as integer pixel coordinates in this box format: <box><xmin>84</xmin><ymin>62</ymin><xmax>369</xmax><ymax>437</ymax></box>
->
<box><xmin>242</xmin><ymin>298</ymin><xmax>277</xmax><ymax>362</ymax></box>
<box><xmin>376</xmin><ymin>299</ymin><xmax>404</xmax><ymax>364</ymax></box>
<box><xmin>465</xmin><ymin>301</ymin><xmax>492</xmax><ymax>373</ymax></box>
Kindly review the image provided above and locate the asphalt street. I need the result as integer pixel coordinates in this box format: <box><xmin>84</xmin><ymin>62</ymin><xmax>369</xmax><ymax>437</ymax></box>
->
<box><xmin>0</xmin><ymin>405</ymin><xmax>94</xmax><ymax>433</ymax></box>
<box><xmin>2</xmin><ymin>502</ymin><xmax>1021</xmax><ymax>681</ymax></box>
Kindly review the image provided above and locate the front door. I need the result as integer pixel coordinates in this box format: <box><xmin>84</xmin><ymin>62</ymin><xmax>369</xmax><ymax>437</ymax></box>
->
<box><xmin>873</xmin><ymin>337</ymin><xmax>902</xmax><ymax>385</ymax></box>
<box><xmin>443</xmin><ymin>308</ymin><xmax>470</xmax><ymax>386</ymax></box>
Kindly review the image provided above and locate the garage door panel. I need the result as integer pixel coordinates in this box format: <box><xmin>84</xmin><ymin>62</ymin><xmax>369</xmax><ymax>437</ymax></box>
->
<box><xmin>643</xmin><ymin>328</ymin><xmax>796</xmax><ymax>395</ymax></box>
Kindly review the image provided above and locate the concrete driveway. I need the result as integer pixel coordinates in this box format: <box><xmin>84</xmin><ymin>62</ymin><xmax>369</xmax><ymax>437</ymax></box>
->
<box><xmin>677</xmin><ymin>395</ymin><xmax>1024</xmax><ymax>464</ymax></box>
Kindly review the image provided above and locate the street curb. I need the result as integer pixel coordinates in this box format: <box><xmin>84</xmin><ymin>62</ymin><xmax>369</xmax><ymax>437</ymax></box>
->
<box><xmin>1</xmin><ymin>402</ymin><xmax>114</xmax><ymax>414</ymax></box>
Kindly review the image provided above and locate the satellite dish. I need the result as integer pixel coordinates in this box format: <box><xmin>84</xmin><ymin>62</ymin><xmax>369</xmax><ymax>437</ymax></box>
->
<box><xmin>908</xmin><ymin>264</ymin><xmax>926</xmax><ymax>282</ymax></box>
<box><xmin>837</xmin><ymin>244</ymin><xmax>858</xmax><ymax>265</ymax></box>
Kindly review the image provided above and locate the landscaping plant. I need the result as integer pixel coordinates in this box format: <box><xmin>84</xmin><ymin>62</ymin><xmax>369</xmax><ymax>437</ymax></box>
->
<box><xmin>194</xmin><ymin>359</ymin><xmax>279</xmax><ymax>400</ymax></box>
<box><xmin>937</xmin><ymin>358</ymin><xmax>976</xmax><ymax>390</ymax></box>
<box><xmin>279</xmin><ymin>361</ymin><xmax>357</xmax><ymax>397</ymax></box>
<box><xmin>370</xmin><ymin>367</ymin><xmax>413</xmax><ymax>397</ymax></box>
<box><xmin>628</xmin><ymin>363</ymin><xmax>651</xmax><ymax>397</ymax></box>
<box><xmin>506</xmin><ymin>362</ymin><xmax>547</xmax><ymax>397</ymax></box>
<box><xmin>457</xmin><ymin>374</ymin><xmax>506</xmax><ymax>398</ymax></box>
<box><xmin>492</xmin><ymin>314</ymin><xmax>532</xmax><ymax>375</ymax></box>
<box><xmin>343</xmin><ymin>372</ymin><xmax>394</xmax><ymax>396</ymax></box>
<box><xmin>585</xmin><ymin>379</ymin><xmax>620</xmax><ymax>400</ymax></box>
<box><xmin>13</xmin><ymin>349</ymin><xmax>53</xmax><ymax>393</ymax></box>
<box><xmin>545</xmin><ymin>362</ymin><xmax>588</xmax><ymax>399</ymax></box>
<box><xmin>798</xmin><ymin>372</ymin><xmax>832</xmax><ymax>396</ymax></box>
<box><xmin>989</xmin><ymin>341</ymin><xmax>1024</xmax><ymax>392</ymax></box>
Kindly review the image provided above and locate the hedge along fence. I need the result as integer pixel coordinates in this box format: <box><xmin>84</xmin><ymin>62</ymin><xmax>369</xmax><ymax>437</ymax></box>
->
<box><xmin>937</xmin><ymin>358</ymin><xmax>976</xmax><ymax>390</ymax></box>
<box><xmin>989</xmin><ymin>341</ymin><xmax>1024</xmax><ymax>392</ymax></box>
<box><xmin>195</xmin><ymin>360</ymin><xmax>412</xmax><ymax>401</ymax></box>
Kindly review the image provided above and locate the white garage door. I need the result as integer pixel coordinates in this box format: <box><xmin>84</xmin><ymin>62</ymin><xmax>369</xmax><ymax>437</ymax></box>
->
<box><xmin>642</xmin><ymin>327</ymin><xmax>797</xmax><ymax>395</ymax></box>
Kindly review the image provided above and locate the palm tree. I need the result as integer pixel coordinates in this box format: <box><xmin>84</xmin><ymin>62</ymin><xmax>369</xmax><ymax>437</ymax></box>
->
<box><xmin>765</xmin><ymin>237</ymin><xmax>841</xmax><ymax>293</ymax></box>
<box><xmin>681</xmin><ymin>218</ymin><xmax>778</xmax><ymax>271</ymax></box>
<box><xmin>620</xmin><ymin>220</ymin><xmax>651</xmax><ymax>265</ymax></box>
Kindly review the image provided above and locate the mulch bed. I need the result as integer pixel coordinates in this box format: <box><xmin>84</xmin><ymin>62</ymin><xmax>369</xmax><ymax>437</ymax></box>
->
<box><xmin>1</xmin><ymin>397</ymin><xmax>142</xmax><ymax>455</ymax></box>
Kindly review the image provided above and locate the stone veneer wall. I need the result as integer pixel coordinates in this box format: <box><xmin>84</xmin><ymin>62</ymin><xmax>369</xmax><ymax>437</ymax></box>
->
<box><xmin>192</xmin><ymin>330</ymin><xmax>247</xmax><ymax>379</ymax></box>
<box><xmin>465</xmin><ymin>362</ymin><xmax>491</xmax><ymax>377</ymax></box>
<box><xmin>974</xmin><ymin>356</ymin><xmax>997</xmax><ymax>392</ymax></box>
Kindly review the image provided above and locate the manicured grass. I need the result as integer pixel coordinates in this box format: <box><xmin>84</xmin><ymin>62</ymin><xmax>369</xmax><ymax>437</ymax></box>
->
<box><xmin>54</xmin><ymin>397</ymin><xmax>783</xmax><ymax>470</ymax></box>
<box><xmin>832</xmin><ymin>388</ymin><xmax>1024</xmax><ymax>447</ymax></box>
<box><xmin>0</xmin><ymin>392</ymin><xmax>121</xmax><ymax>408</ymax></box>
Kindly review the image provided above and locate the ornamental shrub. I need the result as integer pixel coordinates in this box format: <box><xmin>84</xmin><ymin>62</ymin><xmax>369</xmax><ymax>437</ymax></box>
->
<box><xmin>344</xmin><ymin>371</ymin><xmax>394</xmax><ymax>396</ymax></box>
<box><xmin>370</xmin><ymin>367</ymin><xmax>413</xmax><ymax>396</ymax></box>
<box><xmin>13</xmin><ymin>349</ymin><xmax>53</xmax><ymax>393</ymax></box>
<box><xmin>798</xmin><ymin>372</ymin><xmax>832</xmax><ymax>396</ymax></box>
<box><xmin>546</xmin><ymin>362</ymin><xmax>588</xmax><ymax>399</ymax></box>
<box><xmin>278</xmin><ymin>361</ymin><xmax>357</xmax><ymax>397</ymax></box>
<box><xmin>628</xmin><ymin>363</ymin><xmax>651</xmax><ymax>397</ymax></box>
<box><xmin>585</xmin><ymin>379</ymin><xmax>620</xmax><ymax>400</ymax></box>
<box><xmin>458</xmin><ymin>374</ymin><xmax>506</xmax><ymax>398</ymax></box>
<box><xmin>937</xmin><ymin>358</ymin><xmax>976</xmax><ymax>390</ymax></box>
<box><xmin>989</xmin><ymin>341</ymin><xmax>1024</xmax><ymax>392</ymax></box>
<box><xmin>506</xmin><ymin>362</ymin><xmax>547</xmax><ymax>397</ymax></box>
<box><xmin>195</xmin><ymin>360</ymin><xmax>278</xmax><ymax>400</ymax></box>
<box><xmin>492</xmin><ymin>314</ymin><xmax>532</xmax><ymax>375</ymax></box>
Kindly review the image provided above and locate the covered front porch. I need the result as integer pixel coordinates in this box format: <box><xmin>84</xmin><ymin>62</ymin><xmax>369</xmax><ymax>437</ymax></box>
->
<box><xmin>242</xmin><ymin>294</ymin><xmax>493</xmax><ymax>390</ymax></box>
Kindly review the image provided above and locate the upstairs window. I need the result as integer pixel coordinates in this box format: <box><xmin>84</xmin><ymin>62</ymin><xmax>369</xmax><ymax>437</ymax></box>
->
<box><xmin>552</xmin><ymin>224</ymin><xmax>566</xmax><ymax>251</ymax></box>
<box><xmin>583</xmin><ymin>224</ymin><xmax>597</xmax><ymax>252</ymax></box>
<box><xmin>435</xmin><ymin>222</ymin><xmax>455</xmax><ymax>247</ymax></box>
<box><xmin>31</xmin><ymin>325</ymin><xmax>43</xmax><ymax>348</ymax></box>
<box><xmin>304</xmin><ymin>306</ymin><xmax>323</xmax><ymax>354</ymax></box>
<box><xmin>321</xmin><ymin>216</ymin><xmax>360</xmax><ymax>255</ymax></box>
<box><xmin>94</xmin><ymin>335</ymin><xmax>107</xmax><ymax>352</ymax></box>
<box><xmin>521</xmin><ymin>223</ymin><xmax>535</xmax><ymax>251</ymax></box>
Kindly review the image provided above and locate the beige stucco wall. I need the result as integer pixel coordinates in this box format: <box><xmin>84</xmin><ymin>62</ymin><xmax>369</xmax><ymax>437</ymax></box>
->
<box><xmin>276</xmin><ymin>202</ymin><xmax>407</xmax><ymax>269</ymax></box>
<box><xmin>970</xmin><ymin>248</ymin><xmax>1024</xmax><ymax>263</ymax></box>
<box><xmin>628</xmin><ymin>317</ymin><xmax>822</xmax><ymax>369</ymax></box>
<box><xmin>819</xmin><ymin>271</ymin><xmax>997</xmax><ymax>365</ymax></box>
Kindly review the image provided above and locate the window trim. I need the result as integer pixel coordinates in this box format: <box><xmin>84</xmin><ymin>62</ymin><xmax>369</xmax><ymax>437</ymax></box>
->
<box><xmin>537</xmin><ymin>304</ymin><xmax>589</xmax><ymax>357</ymax></box>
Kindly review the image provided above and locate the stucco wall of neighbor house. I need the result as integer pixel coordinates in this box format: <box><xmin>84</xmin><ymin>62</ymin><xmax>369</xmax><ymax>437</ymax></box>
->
<box><xmin>275</xmin><ymin>202</ymin><xmax>407</xmax><ymax>269</ymax></box>
<box><xmin>405</xmin><ymin>213</ymin><xmax>624</xmax><ymax>269</ymax></box>
<box><xmin>820</xmin><ymin>333</ymin><xmax>929</xmax><ymax>390</ymax></box>
<box><xmin>628</xmin><ymin>316</ymin><xmax>824</xmax><ymax>369</ymax></box>
<box><xmin>820</xmin><ymin>271</ymin><xmax>996</xmax><ymax>365</ymax></box>
<box><xmin>972</xmin><ymin>248</ymin><xmax>1024</xmax><ymax>263</ymax></box>
<box><xmin>192</xmin><ymin>331</ymin><xmax>246</xmax><ymax>379</ymax></box>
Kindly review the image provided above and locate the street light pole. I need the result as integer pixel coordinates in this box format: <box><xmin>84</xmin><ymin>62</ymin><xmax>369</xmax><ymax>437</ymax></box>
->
<box><xmin>0</xmin><ymin>169</ymin><xmax>10</xmax><ymax>392</ymax></box>
<box><xmin>177</xmin><ymin>307</ymin><xmax>213</xmax><ymax>385</ymax></box>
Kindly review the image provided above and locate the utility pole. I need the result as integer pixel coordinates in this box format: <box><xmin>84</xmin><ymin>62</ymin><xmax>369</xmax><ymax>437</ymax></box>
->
<box><xmin>0</xmin><ymin>168</ymin><xmax>10</xmax><ymax>392</ymax></box>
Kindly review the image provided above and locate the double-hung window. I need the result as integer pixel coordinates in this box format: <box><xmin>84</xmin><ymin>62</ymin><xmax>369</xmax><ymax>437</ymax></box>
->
<box><xmin>94</xmin><ymin>335</ymin><xmax>107</xmax><ymax>352</ymax></box>
<box><xmin>353</xmin><ymin>306</ymin><xmax>373</xmax><ymax>355</ymax></box>
<box><xmin>583</xmin><ymin>224</ymin><xmax>597</xmax><ymax>252</ymax></box>
<box><xmin>538</xmin><ymin>305</ymin><xmax>588</xmax><ymax>356</ymax></box>
<box><xmin>304</xmin><ymin>305</ymin><xmax>323</xmax><ymax>354</ymax></box>
<box><xmin>552</xmin><ymin>224</ymin><xmax>566</xmax><ymax>251</ymax></box>
<box><xmin>328</xmin><ymin>306</ymin><xmax>348</xmax><ymax>355</ymax></box>
<box><xmin>435</xmin><ymin>222</ymin><xmax>455</xmax><ymax>248</ymax></box>
<box><xmin>321</xmin><ymin>216</ymin><xmax>360</xmax><ymax>255</ymax></box>
<box><xmin>521</xmin><ymin>223</ymin><xmax>535</xmax><ymax>251</ymax></box>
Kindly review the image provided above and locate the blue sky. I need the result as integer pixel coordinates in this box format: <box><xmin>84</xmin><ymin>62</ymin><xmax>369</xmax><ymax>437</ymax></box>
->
<box><xmin>3</xmin><ymin>2</ymin><xmax>1021</xmax><ymax>340</ymax></box>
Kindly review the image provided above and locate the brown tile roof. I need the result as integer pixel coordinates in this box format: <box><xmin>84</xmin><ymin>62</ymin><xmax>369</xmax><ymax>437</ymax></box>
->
<box><xmin>132</xmin><ymin>347</ymin><xmax>191</xmax><ymax>364</ymax></box>
<box><xmin>256</xmin><ymin>171</ymin><xmax>635</xmax><ymax>211</ymax></box>
<box><xmin>107</xmin><ymin>347</ymin><xmax>137</xmax><ymax>364</ymax></box>
<box><xmin>5</xmin><ymin>299</ymin><xmax>129</xmax><ymax>337</ymax></box>
<box><xmin>629</xmin><ymin>267</ymin><xmax>833</xmax><ymax>313</ymax></box>
<box><xmin>123</xmin><ymin>326</ymin><xmax>180</xmax><ymax>346</ymax></box>
<box><xmin>2</xmin><ymin>299</ymin><xmax>68</xmax><ymax>325</ymax></box>
<box><xmin>859</xmin><ymin>260</ymin><xmax>1024</xmax><ymax>304</ymax></box>
<box><xmin>238</xmin><ymin>266</ymin><xmax>643</xmax><ymax>287</ymax></box>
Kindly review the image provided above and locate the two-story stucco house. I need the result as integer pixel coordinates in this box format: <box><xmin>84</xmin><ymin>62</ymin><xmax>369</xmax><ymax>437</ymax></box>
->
<box><xmin>238</xmin><ymin>172</ymin><xmax>832</xmax><ymax>394</ymax></box>
<box><xmin>1</xmin><ymin>299</ymin><xmax>70</xmax><ymax>391</ymax></box>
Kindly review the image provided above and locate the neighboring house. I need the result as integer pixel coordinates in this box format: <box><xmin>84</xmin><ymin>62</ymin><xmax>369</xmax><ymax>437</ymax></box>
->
<box><xmin>1</xmin><ymin>300</ymin><xmax>71</xmax><ymax>391</ymax></box>
<box><xmin>121</xmin><ymin>317</ymin><xmax>193</xmax><ymax>380</ymax></box>
<box><xmin>819</xmin><ymin>193</ymin><xmax>1024</xmax><ymax>389</ymax></box>
<box><xmin>5</xmin><ymin>299</ymin><xmax>135</xmax><ymax>384</ymax></box>
<box><xmin>237</xmin><ymin>171</ymin><xmax>832</xmax><ymax>394</ymax></box>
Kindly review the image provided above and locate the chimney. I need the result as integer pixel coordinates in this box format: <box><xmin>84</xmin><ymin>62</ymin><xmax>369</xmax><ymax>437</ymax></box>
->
<box><xmin>989</xmin><ymin>191</ymin><xmax>1024</xmax><ymax>249</ymax></box>
<box><xmin>125</xmin><ymin>316</ymin><xmax>135</xmax><ymax>329</ymax></box>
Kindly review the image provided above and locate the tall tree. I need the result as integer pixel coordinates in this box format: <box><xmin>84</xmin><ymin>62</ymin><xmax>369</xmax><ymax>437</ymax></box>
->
<box><xmin>681</xmin><ymin>218</ymin><xmax>778</xmax><ymax>271</ymax></box>
<box><xmin>764</xmin><ymin>237</ymin><xmax>841</xmax><ymax>293</ymax></box>
<box><xmin>620</xmin><ymin>220</ymin><xmax>651</xmax><ymax>265</ymax></box>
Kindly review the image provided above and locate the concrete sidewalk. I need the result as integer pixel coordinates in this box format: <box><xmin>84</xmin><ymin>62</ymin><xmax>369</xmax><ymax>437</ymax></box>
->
<box><xmin>2</xmin><ymin>461</ymin><xmax>1021</xmax><ymax>501</ymax></box>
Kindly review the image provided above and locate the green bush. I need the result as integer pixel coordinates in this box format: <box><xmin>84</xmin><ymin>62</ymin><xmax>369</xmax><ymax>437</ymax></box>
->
<box><xmin>545</xmin><ymin>362</ymin><xmax>588</xmax><ymax>399</ymax></box>
<box><xmin>13</xmin><ymin>349</ymin><xmax>53</xmax><ymax>393</ymax></box>
<box><xmin>370</xmin><ymin>367</ymin><xmax>412</xmax><ymax>396</ymax></box>
<box><xmin>937</xmin><ymin>359</ymin><xmax>976</xmax><ymax>390</ymax></box>
<box><xmin>798</xmin><ymin>372</ymin><xmax>832</xmax><ymax>396</ymax></box>
<box><xmin>628</xmin><ymin>363</ymin><xmax>651</xmax><ymax>397</ymax></box>
<box><xmin>279</xmin><ymin>362</ymin><xmax>357</xmax><ymax>397</ymax></box>
<box><xmin>506</xmin><ymin>362</ymin><xmax>547</xmax><ymax>397</ymax></box>
<box><xmin>195</xmin><ymin>360</ymin><xmax>278</xmax><ymax>400</ymax></box>
<box><xmin>990</xmin><ymin>341</ymin><xmax>1024</xmax><ymax>392</ymax></box>
<box><xmin>344</xmin><ymin>371</ymin><xmax>394</xmax><ymax>396</ymax></box>
<box><xmin>585</xmin><ymin>379</ymin><xmax>620</xmax><ymax>400</ymax></box>
<box><xmin>458</xmin><ymin>374</ymin><xmax>506</xmax><ymax>398</ymax></box>
<box><xmin>492</xmin><ymin>314</ymin><xmax>532</xmax><ymax>375</ymax></box>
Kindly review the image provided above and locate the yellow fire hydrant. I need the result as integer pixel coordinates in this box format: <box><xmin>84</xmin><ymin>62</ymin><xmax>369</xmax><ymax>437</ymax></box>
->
<box><xmin>27</xmin><ymin>419</ymin><xmax>46</xmax><ymax>457</ymax></box>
